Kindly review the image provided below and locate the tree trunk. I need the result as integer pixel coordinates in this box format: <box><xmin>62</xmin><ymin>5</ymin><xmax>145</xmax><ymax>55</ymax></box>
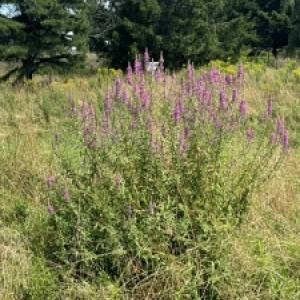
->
<box><xmin>272</xmin><ymin>48</ymin><xmax>279</xmax><ymax>69</ymax></box>
<box><xmin>272</xmin><ymin>47</ymin><xmax>278</xmax><ymax>58</ymax></box>
<box><xmin>22</xmin><ymin>57</ymin><xmax>35</xmax><ymax>81</ymax></box>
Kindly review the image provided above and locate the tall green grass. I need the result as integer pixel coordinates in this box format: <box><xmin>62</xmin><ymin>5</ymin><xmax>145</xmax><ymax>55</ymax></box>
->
<box><xmin>0</xmin><ymin>60</ymin><xmax>299</xmax><ymax>299</ymax></box>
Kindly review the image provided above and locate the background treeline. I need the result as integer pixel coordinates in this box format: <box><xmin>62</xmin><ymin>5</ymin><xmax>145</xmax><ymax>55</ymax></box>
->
<box><xmin>0</xmin><ymin>0</ymin><xmax>300</xmax><ymax>81</ymax></box>
<box><xmin>92</xmin><ymin>0</ymin><xmax>300</xmax><ymax>68</ymax></box>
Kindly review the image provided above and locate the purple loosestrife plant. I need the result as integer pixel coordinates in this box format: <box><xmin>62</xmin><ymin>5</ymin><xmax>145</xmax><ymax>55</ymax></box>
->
<box><xmin>173</xmin><ymin>100</ymin><xmax>184</xmax><ymax>124</ymax></box>
<box><xmin>226</xmin><ymin>74</ymin><xmax>233</xmax><ymax>85</ymax></box>
<box><xmin>219</xmin><ymin>89</ymin><xmax>227</xmax><ymax>111</ymax></box>
<box><xmin>155</xmin><ymin>69</ymin><xmax>162</xmax><ymax>83</ymax></box>
<box><xmin>239</xmin><ymin>100</ymin><xmax>248</xmax><ymax>118</ymax></box>
<box><xmin>141</xmin><ymin>90</ymin><xmax>150</xmax><ymax>109</ymax></box>
<box><xmin>80</xmin><ymin>101</ymin><xmax>97</xmax><ymax>149</ymax></box>
<box><xmin>115</xmin><ymin>77</ymin><xmax>122</xmax><ymax>99</ymax></box>
<box><xmin>232</xmin><ymin>89</ymin><xmax>238</xmax><ymax>103</ymax></box>
<box><xmin>45</xmin><ymin>54</ymin><xmax>293</xmax><ymax>300</ymax></box>
<box><xmin>282</xmin><ymin>130</ymin><xmax>289</xmax><ymax>153</ymax></box>
<box><xmin>122</xmin><ymin>88</ymin><xmax>129</xmax><ymax>105</ymax></box>
<box><xmin>134</xmin><ymin>55</ymin><xmax>143</xmax><ymax>76</ymax></box>
<box><xmin>208</xmin><ymin>68</ymin><xmax>220</xmax><ymax>84</ymax></box>
<box><xmin>186</xmin><ymin>61</ymin><xmax>195</xmax><ymax>95</ymax></box>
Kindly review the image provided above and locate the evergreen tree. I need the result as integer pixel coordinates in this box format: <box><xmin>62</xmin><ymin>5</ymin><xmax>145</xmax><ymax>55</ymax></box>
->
<box><xmin>158</xmin><ymin>0</ymin><xmax>219</xmax><ymax>67</ymax></box>
<box><xmin>289</xmin><ymin>0</ymin><xmax>300</xmax><ymax>50</ymax></box>
<box><xmin>249</xmin><ymin>0</ymin><xmax>293</xmax><ymax>56</ymax></box>
<box><xmin>157</xmin><ymin>0</ymin><xmax>254</xmax><ymax>67</ymax></box>
<box><xmin>88</xmin><ymin>0</ymin><xmax>115</xmax><ymax>53</ymax></box>
<box><xmin>0</xmin><ymin>0</ymin><xmax>89</xmax><ymax>82</ymax></box>
<box><xmin>217</xmin><ymin>0</ymin><xmax>256</xmax><ymax>61</ymax></box>
<box><xmin>107</xmin><ymin>0</ymin><xmax>162</xmax><ymax>68</ymax></box>
<box><xmin>97</xmin><ymin>0</ymin><xmax>255</xmax><ymax>69</ymax></box>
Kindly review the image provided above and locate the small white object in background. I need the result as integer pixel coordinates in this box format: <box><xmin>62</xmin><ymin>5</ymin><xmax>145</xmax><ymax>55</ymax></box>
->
<box><xmin>146</xmin><ymin>60</ymin><xmax>159</xmax><ymax>73</ymax></box>
<box><xmin>70</xmin><ymin>46</ymin><xmax>77</xmax><ymax>55</ymax></box>
<box><xmin>65</xmin><ymin>31</ymin><xmax>74</xmax><ymax>41</ymax></box>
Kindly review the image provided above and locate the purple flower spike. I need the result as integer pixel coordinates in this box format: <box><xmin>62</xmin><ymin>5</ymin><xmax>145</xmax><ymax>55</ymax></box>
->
<box><xmin>232</xmin><ymin>89</ymin><xmax>238</xmax><ymax>103</ymax></box>
<box><xmin>134</xmin><ymin>55</ymin><xmax>143</xmax><ymax>75</ymax></box>
<box><xmin>219</xmin><ymin>89</ymin><xmax>227</xmax><ymax>110</ymax></box>
<box><xmin>104</xmin><ymin>92</ymin><xmax>111</xmax><ymax>116</ymax></box>
<box><xmin>225</xmin><ymin>74</ymin><xmax>233</xmax><ymax>85</ymax></box>
<box><xmin>208</xmin><ymin>68</ymin><xmax>219</xmax><ymax>84</ymax></box>
<box><xmin>155</xmin><ymin>69</ymin><xmax>162</xmax><ymax>82</ymax></box>
<box><xmin>122</xmin><ymin>88</ymin><xmax>129</xmax><ymax>104</ymax></box>
<box><xmin>115</xmin><ymin>77</ymin><xmax>122</xmax><ymax>99</ymax></box>
<box><xmin>282</xmin><ymin>130</ymin><xmax>289</xmax><ymax>153</ymax></box>
<box><xmin>173</xmin><ymin>101</ymin><xmax>183</xmax><ymax>123</ymax></box>
<box><xmin>141</xmin><ymin>90</ymin><xmax>150</xmax><ymax>109</ymax></box>
<box><xmin>239</xmin><ymin>100</ymin><xmax>248</xmax><ymax>118</ymax></box>
<box><xmin>80</xmin><ymin>101</ymin><xmax>93</xmax><ymax>120</ymax></box>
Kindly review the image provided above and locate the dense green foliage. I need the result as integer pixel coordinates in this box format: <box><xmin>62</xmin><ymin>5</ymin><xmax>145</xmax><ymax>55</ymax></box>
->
<box><xmin>249</xmin><ymin>0</ymin><xmax>293</xmax><ymax>56</ymax></box>
<box><xmin>0</xmin><ymin>0</ymin><xmax>299</xmax><ymax>75</ymax></box>
<box><xmin>90</xmin><ymin>0</ymin><xmax>299</xmax><ymax>68</ymax></box>
<box><xmin>0</xmin><ymin>0</ymin><xmax>89</xmax><ymax>82</ymax></box>
<box><xmin>98</xmin><ymin>0</ymin><xmax>255</xmax><ymax>68</ymax></box>
<box><xmin>289</xmin><ymin>0</ymin><xmax>300</xmax><ymax>50</ymax></box>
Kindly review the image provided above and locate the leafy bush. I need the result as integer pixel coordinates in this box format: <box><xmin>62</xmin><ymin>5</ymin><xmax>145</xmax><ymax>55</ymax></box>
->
<box><xmin>39</xmin><ymin>56</ymin><xmax>289</xmax><ymax>298</ymax></box>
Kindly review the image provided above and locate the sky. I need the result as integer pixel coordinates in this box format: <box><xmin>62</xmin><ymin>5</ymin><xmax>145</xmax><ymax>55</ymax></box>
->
<box><xmin>0</xmin><ymin>4</ymin><xmax>19</xmax><ymax>17</ymax></box>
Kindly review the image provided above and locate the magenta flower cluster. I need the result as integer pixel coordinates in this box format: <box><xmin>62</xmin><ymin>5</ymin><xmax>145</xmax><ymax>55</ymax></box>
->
<box><xmin>70</xmin><ymin>49</ymin><xmax>289</xmax><ymax>156</ymax></box>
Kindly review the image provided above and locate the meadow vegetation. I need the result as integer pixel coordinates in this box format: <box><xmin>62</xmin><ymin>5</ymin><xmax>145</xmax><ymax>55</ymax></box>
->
<box><xmin>0</xmin><ymin>57</ymin><xmax>300</xmax><ymax>299</ymax></box>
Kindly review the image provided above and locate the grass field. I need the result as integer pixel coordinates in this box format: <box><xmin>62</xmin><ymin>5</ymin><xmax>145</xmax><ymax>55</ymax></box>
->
<box><xmin>0</xmin><ymin>58</ymin><xmax>300</xmax><ymax>299</ymax></box>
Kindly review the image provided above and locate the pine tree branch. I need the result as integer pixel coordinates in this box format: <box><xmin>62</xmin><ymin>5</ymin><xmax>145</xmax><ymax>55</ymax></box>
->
<box><xmin>35</xmin><ymin>54</ymin><xmax>73</xmax><ymax>66</ymax></box>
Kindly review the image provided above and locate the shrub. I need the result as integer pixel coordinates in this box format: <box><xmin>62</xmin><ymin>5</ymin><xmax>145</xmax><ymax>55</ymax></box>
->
<box><xmin>39</xmin><ymin>55</ymin><xmax>289</xmax><ymax>298</ymax></box>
